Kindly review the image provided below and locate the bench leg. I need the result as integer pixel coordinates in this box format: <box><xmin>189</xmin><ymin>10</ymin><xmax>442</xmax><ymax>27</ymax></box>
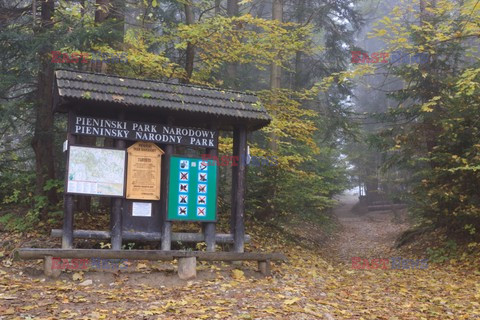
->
<box><xmin>258</xmin><ymin>260</ymin><xmax>271</xmax><ymax>276</ymax></box>
<box><xmin>44</xmin><ymin>256</ymin><xmax>61</xmax><ymax>278</ymax></box>
<box><xmin>178</xmin><ymin>257</ymin><xmax>196</xmax><ymax>280</ymax></box>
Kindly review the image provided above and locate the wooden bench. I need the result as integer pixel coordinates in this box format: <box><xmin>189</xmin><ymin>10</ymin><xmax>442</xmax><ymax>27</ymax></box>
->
<box><xmin>14</xmin><ymin>248</ymin><xmax>287</xmax><ymax>279</ymax></box>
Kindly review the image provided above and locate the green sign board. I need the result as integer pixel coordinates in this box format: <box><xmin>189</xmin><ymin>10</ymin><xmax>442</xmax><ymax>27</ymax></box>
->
<box><xmin>167</xmin><ymin>156</ymin><xmax>217</xmax><ymax>221</ymax></box>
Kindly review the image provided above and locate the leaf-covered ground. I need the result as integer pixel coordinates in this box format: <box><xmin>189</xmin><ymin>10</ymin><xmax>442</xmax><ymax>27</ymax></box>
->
<box><xmin>1</xmin><ymin>195</ymin><xmax>479</xmax><ymax>319</ymax></box>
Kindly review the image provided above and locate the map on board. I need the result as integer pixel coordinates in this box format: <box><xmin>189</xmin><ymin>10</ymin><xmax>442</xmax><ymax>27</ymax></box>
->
<box><xmin>67</xmin><ymin>146</ymin><xmax>126</xmax><ymax>197</ymax></box>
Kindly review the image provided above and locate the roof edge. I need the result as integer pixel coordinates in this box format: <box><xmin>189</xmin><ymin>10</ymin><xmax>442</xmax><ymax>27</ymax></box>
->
<box><xmin>55</xmin><ymin>69</ymin><xmax>259</xmax><ymax>98</ymax></box>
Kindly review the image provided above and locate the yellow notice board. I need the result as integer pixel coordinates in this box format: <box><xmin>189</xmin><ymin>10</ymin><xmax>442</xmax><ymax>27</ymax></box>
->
<box><xmin>126</xmin><ymin>142</ymin><xmax>164</xmax><ymax>200</ymax></box>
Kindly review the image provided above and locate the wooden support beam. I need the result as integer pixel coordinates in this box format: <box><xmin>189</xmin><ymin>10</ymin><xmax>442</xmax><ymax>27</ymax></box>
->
<box><xmin>62</xmin><ymin>195</ymin><xmax>74</xmax><ymax>249</ymax></box>
<box><xmin>111</xmin><ymin>138</ymin><xmax>125</xmax><ymax>250</ymax></box>
<box><xmin>204</xmin><ymin>124</ymin><xmax>218</xmax><ymax>252</ymax></box>
<box><xmin>230</xmin><ymin>130</ymin><xmax>239</xmax><ymax>235</ymax></box>
<box><xmin>62</xmin><ymin>112</ymin><xmax>76</xmax><ymax>249</ymax></box>
<box><xmin>160</xmin><ymin>117</ymin><xmax>174</xmax><ymax>250</ymax></box>
<box><xmin>15</xmin><ymin>248</ymin><xmax>287</xmax><ymax>262</ymax></box>
<box><xmin>111</xmin><ymin>197</ymin><xmax>123</xmax><ymax>250</ymax></box>
<box><xmin>232</xmin><ymin>126</ymin><xmax>247</xmax><ymax>253</ymax></box>
<box><xmin>204</xmin><ymin>223</ymin><xmax>216</xmax><ymax>252</ymax></box>
<box><xmin>161</xmin><ymin>144</ymin><xmax>173</xmax><ymax>250</ymax></box>
<box><xmin>51</xmin><ymin>229</ymin><xmax>251</xmax><ymax>243</ymax></box>
<box><xmin>111</xmin><ymin>111</ymin><xmax>126</xmax><ymax>250</ymax></box>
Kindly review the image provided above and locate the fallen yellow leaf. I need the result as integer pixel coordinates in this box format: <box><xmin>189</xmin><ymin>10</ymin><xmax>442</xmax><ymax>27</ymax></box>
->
<box><xmin>72</xmin><ymin>272</ymin><xmax>83</xmax><ymax>281</ymax></box>
<box><xmin>232</xmin><ymin>269</ymin><xmax>245</xmax><ymax>280</ymax></box>
<box><xmin>284</xmin><ymin>297</ymin><xmax>300</xmax><ymax>305</ymax></box>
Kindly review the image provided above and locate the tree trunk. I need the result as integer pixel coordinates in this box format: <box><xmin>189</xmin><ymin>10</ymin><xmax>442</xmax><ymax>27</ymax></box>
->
<box><xmin>294</xmin><ymin>0</ymin><xmax>306</xmax><ymax>90</ymax></box>
<box><xmin>227</xmin><ymin>0</ymin><xmax>238</xmax><ymax>15</ymax></box>
<box><xmin>183</xmin><ymin>2</ymin><xmax>195</xmax><ymax>83</ymax></box>
<box><xmin>32</xmin><ymin>0</ymin><xmax>58</xmax><ymax>215</ymax></box>
<box><xmin>261</xmin><ymin>0</ymin><xmax>284</xmax><ymax>219</ymax></box>
<box><xmin>225</xmin><ymin>0</ymin><xmax>239</xmax><ymax>88</ymax></box>
<box><xmin>270</xmin><ymin>0</ymin><xmax>283</xmax><ymax>92</ymax></box>
<box><xmin>95</xmin><ymin>0</ymin><xmax>110</xmax><ymax>22</ymax></box>
<box><xmin>255</xmin><ymin>1</ymin><xmax>266</xmax><ymax>18</ymax></box>
<box><xmin>91</xmin><ymin>0</ymin><xmax>111</xmax><ymax>73</ymax></box>
<box><xmin>268</xmin><ymin>0</ymin><xmax>283</xmax><ymax>151</ymax></box>
<box><xmin>125</xmin><ymin>0</ymin><xmax>146</xmax><ymax>34</ymax></box>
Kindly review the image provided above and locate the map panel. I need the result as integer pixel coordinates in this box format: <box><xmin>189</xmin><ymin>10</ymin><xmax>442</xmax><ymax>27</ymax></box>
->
<box><xmin>67</xmin><ymin>146</ymin><xmax>126</xmax><ymax>197</ymax></box>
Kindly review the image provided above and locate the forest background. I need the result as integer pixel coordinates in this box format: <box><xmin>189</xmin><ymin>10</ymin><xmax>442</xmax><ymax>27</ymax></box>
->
<box><xmin>0</xmin><ymin>0</ymin><xmax>479</xmax><ymax>245</ymax></box>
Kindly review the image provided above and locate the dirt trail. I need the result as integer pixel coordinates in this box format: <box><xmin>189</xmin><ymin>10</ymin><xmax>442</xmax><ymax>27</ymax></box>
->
<box><xmin>322</xmin><ymin>194</ymin><xmax>410</xmax><ymax>265</ymax></box>
<box><xmin>1</xmin><ymin>195</ymin><xmax>479</xmax><ymax>318</ymax></box>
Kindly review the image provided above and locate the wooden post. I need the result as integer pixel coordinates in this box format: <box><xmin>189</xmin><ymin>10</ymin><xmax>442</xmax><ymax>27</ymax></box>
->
<box><xmin>204</xmin><ymin>223</ymin><xmax>216</xmax><ymax>252</ymax></box>
<box><xmin>111</xmin><ymin>185</ymin><xmax>123</xmax><ymax>250</ymax></box>
<box><xmin>44</xmin><ymin>256</ymin><xmax>61</xmax><ymax>278</ymax></box>
<box><xmin>177</xmin><ymin>256</ymin><xmax>197</xmax><ymax>280</ymax></box>
<box><xmin>232</xmin><ymin>126</ymin><xmax>247</xmax><ymax>253</ymax></box>
<box><xmin>62</xmin><ymin>195</ymin><xmax>74</xmax><ymax>249</ymax></box>
<box><xmin>111</xmin><ymin>112</ymin><xmax>126</xmax><ymax>250</ymax></box>
<box><xmin>161</xmin><ymin>117</ymin><xmax>174</xmax><ymax>250</ymax></box>
<box><xmin>230</xmin><ymin>131</ymin><xmax>239</xmax><ymax>235</ymax></box>
<box><xmin>258</xmin><ymin>260</ymin><xmax>271</xmax><ymax>276</ymax></box>
<box><xmin>204</xmin><ymin>125</ymin><xmax>218</xmax><ymax>252</ymax></box>
<box><xmin>62</xmin><ymin>111</ymin><xmax>76</xmax><ymax>249</ymax></box>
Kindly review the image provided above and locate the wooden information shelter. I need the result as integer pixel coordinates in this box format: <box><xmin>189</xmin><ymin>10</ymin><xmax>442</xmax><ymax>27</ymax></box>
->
<box><xmin>15</xmin><ymin>70</ymin><xmax>287</xmax><ymax>277</ymax></box>
<box><xmin>45</xmin><ymin>70</ymin><xmax>271</xmax><ymax>253</ymax></box>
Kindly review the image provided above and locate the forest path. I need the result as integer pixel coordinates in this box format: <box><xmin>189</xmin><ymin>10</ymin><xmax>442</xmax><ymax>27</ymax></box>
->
<box><xmin>1</xmin><ymin>195</ymin><xmax>478</xmax><ymax>319</ymax></box>
<box><xmin>320</xmin><ymin>194</ymin><xmax>410</xmax><ymax>265</ymax></box>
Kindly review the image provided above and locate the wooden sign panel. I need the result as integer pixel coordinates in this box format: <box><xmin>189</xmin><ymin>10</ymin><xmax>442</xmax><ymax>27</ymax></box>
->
<box><xmin>167</xmin><ymin>156</ymin><xmax>217</xmax><ymax>222</ymax></box>
<box><xmin>126</xmin><ymin>142</ymin><xmax>164</xmax><ymax>200</ymax></box>
<box><xmin>71</xmin><ymin>115</ymin><xmax>218</xmax><ymax>148</ymax></box>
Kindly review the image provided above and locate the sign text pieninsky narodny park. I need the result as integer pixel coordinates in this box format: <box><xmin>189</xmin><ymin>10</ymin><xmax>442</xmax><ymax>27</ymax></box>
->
<box><xmin>72</xmin><ymin>115</ymin><xmax>218</xmax><ymax>148</ymax></box>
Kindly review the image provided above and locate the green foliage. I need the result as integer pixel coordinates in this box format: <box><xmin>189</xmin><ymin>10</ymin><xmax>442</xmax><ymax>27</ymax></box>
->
<box><xmin>0</xmin><ymin>0</ymin><xmax>359</xmax><ymax>225</ymax></box>
<box><xmin>1</xmin><ymin>172</ymin><xmax>35</xmax><ymax>206</ymax></box>
<box><xmin>44</xmin><ymin>179</ymin><xmax>64</xmax><ymax>193</ymax></box>
<box><xmin>426</xmin><ymin>240</ymin><xmax>458</xmax><ymax>263</ymax></box>
<box><xmin>0</xmin><ymin>171</ymin><xmax>62</xmax><ymax>231</ymax></box>
<box><xmin>175</xmin><ymin>14</ymin><xmax>314</xmax><ymax>82</ymax></box>
<box><xmin>345</xmin><ymin>0</ymin><xmax>480</xmax><ymax>236</ymax></box>
<box><xmin>0</xmin><ymin>208</ymin><xmax>40</xmax><ymax>233</ymax></box>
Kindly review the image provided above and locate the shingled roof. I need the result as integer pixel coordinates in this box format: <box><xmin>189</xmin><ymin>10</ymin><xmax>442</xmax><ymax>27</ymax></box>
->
<box><xmin>53</xmin><ymin>69</ymin><xmax>271</xmax><ymax>130</ymax></box>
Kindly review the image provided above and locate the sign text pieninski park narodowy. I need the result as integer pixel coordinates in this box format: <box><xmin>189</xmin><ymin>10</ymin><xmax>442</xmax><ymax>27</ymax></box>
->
<box><xmin>72</xmin><ymin>115</ymin><xmax>218</xmax><ymax>148</ymax></box>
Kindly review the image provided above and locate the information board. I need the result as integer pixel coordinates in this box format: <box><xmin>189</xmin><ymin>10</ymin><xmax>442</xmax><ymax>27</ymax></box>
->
<box><xmin>67</xmin><ymin>146</ymin><xmax>126</xmax><ymax>197</ymax></box>
<box><xmin>72</xmin><ymin>115</ymin><xmax>218</xmax><ymax>148</ymax></box>
<box><xmin>126</xmin><ymin>142</ymin><xmax>163</xmax><ymax>200</ymax></box>
<box><xmin>167</xmin><ymin>156</ymin><xmax>217</xmax><ymax>221</ymax></box>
